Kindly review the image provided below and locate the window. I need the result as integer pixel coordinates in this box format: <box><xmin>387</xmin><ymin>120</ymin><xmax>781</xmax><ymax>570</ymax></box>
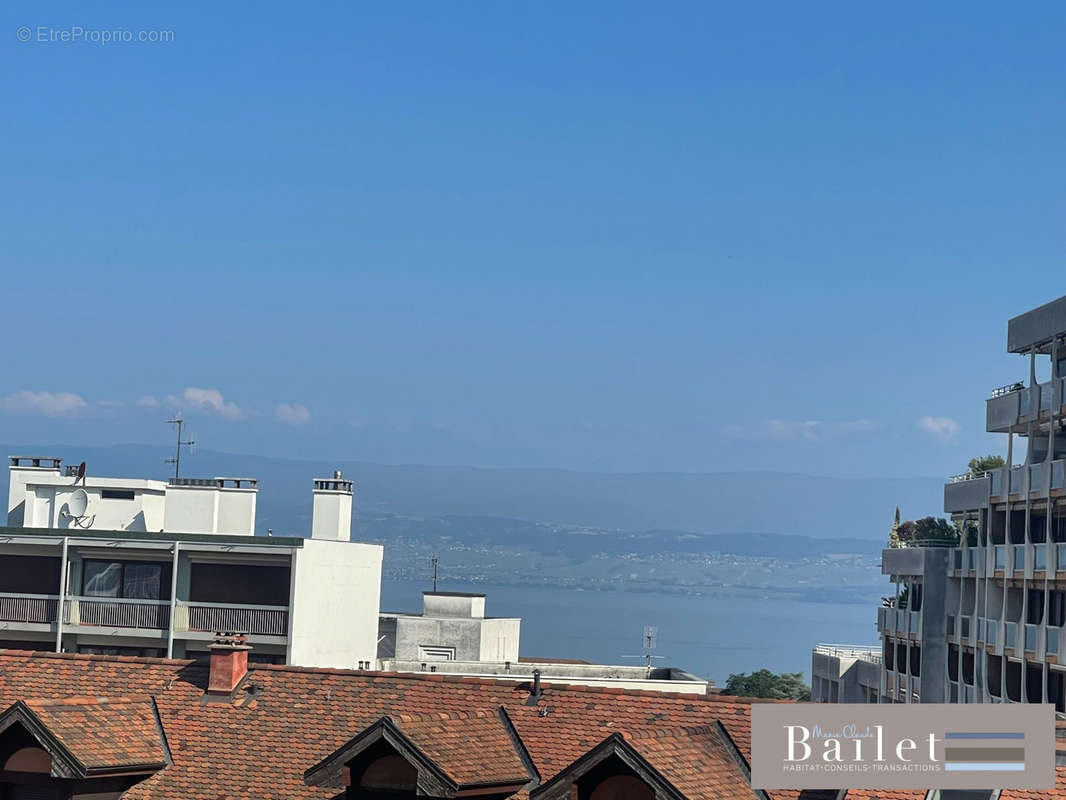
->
<box><xmin>417</xmin><ymin>645</ymin><xmax>455</xmax><ymax>661</ymax></box>
<box><xmin>82</xmin><ymin>560</ymin><xmax>169</xmax><ymax>601</ymax></box>
<box><xmin>101</xmin><ymin>489</ymin><xmax>135</xmax><ymax>500</ymax></box>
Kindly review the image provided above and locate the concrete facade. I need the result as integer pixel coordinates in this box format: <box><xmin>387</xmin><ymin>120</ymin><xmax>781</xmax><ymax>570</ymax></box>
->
<box><xmin>810</xmin><ymin>645</ymin><xmax>882</xmax><ymax>703</ymax></box>
<box><xmin>378</xmin><ymin>592</ymin><xmax>520</xmax><ymax>664</ymax></box>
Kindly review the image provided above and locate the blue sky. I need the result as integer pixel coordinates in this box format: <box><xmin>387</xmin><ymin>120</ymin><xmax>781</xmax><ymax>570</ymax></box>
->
<box><xmin>1</xmin><ymin>2</ymin><xmax>1064</xmax><ymax>477</ymax></box>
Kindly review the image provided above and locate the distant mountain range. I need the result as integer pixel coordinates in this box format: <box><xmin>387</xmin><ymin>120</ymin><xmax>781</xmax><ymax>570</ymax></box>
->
<box><xmin>2</xmin><ymin>443</ymin><xmax>944</xmax><ymax>542</ymax></box>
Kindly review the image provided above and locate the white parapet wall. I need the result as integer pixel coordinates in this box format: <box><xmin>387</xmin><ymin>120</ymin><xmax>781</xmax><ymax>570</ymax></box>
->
<box><xmin>288</xmin><ymin>538</ymin><xmax>383</xmax><ymax>669</ymax></box>
<box><xmin>163</xmin><ymin>478</ymin><xmax>257</xmax><ymax>536</ymax></box>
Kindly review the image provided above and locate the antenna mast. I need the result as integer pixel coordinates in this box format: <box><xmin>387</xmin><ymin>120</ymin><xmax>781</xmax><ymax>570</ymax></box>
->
<box><xmin>622</xmin><ymin>626</ymin><xmax>665</xmax><ymax>675</ymax></box>
<box><xmin>430</xmin><ymin>553</ymin><xmax>439</xmax><ymax>592</ymax></box>
<box><xmin>165</xmin><ymin>415</ymin><xmax>195</xmax><ymax>480</ymax></box>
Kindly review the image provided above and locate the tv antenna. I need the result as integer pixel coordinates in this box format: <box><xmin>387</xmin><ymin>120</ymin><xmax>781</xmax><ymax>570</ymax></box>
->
<box><xmin>622</xmin><ymin>626</ymin><xmax>666</xmax><ymax>673</ymax></box>
<box><xmin>60</xmin><ymin>488</ymin><xmax>95</xmax><ymax>529</ymax></box>
<box><xmin>165</xmin><ymin>415</ymin><xmax>195</xmax><ymax>480</ymax></box>
<box><xmin>429</xmin><ymin>553</ymin><xmax>439</xmax><ymax>592</ymax></box>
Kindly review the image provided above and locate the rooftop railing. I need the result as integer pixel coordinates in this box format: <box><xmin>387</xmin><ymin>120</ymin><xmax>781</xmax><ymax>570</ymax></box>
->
<box><xmin>990</xmin><ymin>381</ymin><xmax>1025</xmax><ymax>399</ymax></box>
<box><xmin>814</xmin><ymin>644</ymin><xmax>882</xmax><ymax>661</ymax></box>
<box><xmin>948</xmin><ymin>471</ymin><xmax>993</xmax><ymax>484</ymax></box>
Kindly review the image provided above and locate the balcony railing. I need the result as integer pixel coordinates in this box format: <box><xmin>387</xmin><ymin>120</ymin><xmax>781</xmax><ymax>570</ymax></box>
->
<box><xmin>0</xmin><ymin>592</ymin><xmax>59</xmax><ymax>624</ymax></box>
<box><xmin>947</xmin><ymin>614</ymin><xmax>955</xmax><ymax>636</ymax></box>
<box><xmin>995</xmin><ymin>545</ymin><xmax>1006</xmax><ymax>570</ymax></box>
<box><xmin>65</xmin><ymin>596</ymin><xmax>170</xmax><ymax>629</ymax></box>
<box><xmin>1048</xmin><ymin>627</ymin><xmax>1060</xmax><ymax>657</ymax></box>
<box><xmin>990</xmin><ymin>382</ymin><xmax>1025</xmax><ymax>399</ymax></box>
<box><xmin>175</xmin><ymin>601</ymin><xmax>289</xmax><ymax>637</ymax></box>
<box><xmin>1014</xmin><ymin>545</ymin><xmax>1026</xmax><ymax>571</ymax></box>
<box><xmin>960</xmin><ymin>616</ymin><xmax>971</xmax><ymax>639</ymax></box>
<box><xmin>1006</xmin><ymin>621</ymin><xmax>1018</xmax><ymax>651</ymax></box>
<box><xmin>1036</xmin><ymin>544</ymin><xmax>1048</xmax><ymax>571</ymax></box>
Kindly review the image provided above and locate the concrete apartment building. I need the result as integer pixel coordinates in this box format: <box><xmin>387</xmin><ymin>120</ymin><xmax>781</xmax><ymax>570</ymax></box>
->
<box><xmin>2</xmin><ymin>457</ymin><xmax>382</xmax><ymax>668</ymax></box>
<box><xmin>876</xmin><ymin>294</ymin><xmax>1066</xmax><ymax>708</ymax></box>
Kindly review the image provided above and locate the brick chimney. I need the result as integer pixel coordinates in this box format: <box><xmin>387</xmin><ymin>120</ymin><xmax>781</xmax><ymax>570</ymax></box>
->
<box><xmin>207</xmin><ymin>631</ymin><xmax>251</xmax><ymax>695</ymax></box>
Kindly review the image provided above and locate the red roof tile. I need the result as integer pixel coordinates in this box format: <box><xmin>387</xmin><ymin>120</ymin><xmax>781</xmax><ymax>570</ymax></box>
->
<box><xmin>0</xmin><ymin>650</ymin><xmax>759</xmax><ymax>800</ymax></box>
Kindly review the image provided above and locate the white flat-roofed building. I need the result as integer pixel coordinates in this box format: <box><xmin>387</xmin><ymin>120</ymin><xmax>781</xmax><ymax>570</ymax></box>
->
<box><xmin>2</xmin><ymin>457</ymin><xmax>382</xmax><ymax>670</ymax></box>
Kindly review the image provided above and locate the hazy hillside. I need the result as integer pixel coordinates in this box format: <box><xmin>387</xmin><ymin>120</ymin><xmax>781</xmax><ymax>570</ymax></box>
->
<box><xmin>3</xmin><ymin>443</ymin><xmax>943</xmax><ymax>540</ymax></box>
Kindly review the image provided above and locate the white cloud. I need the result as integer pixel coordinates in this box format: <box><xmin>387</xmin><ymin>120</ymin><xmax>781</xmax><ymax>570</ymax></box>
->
<box><xmin>137</xmin><ymin>395</ymin><xmax>161</xmax><ymax>408</ymax></box>
<box><xmin>917</xmin><ymin>415</ymin><xmax>961</xmax><ymax>443</ymax></box>
<box><xmin>724</xmin><ymin>418</ymin><xmax>881</xmax><ymax>442</ymax></box>
<box><xmin>275</xmin><ymin>403</ymin><xmax>311</xmax><ymax>425</ymax></box>
<box><xmin>0</xmin><ymin>390</ymin><xmax>87</xmax><ymax>418</ymax></box>
<box><xmin>178</xmin><ymin>387</ymin><xmax>243</xmax><ymax>420</ymax></box>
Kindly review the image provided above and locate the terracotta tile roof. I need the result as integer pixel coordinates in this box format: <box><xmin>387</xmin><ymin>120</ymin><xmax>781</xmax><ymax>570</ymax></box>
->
<box><xmin>844</xmin><ymin>791</ymin><xmax>927</xmax><ymax>799</ymax></box>
<box><xmin>0</xmin><ymin>694</ymin><xmax>170</xmax><ymax>778</ymax></box>
<box><xmin>624</xmin><ymin>725</ymin><xmax>760</xmax><ymax>800</ymax></box>
<box><xmin>0</xmin><ymin>650</ymin><xmax>759</xmax><ymax>800</ymax></box>
<box><xmin>386</xmin><ymin>709</ymin><xmax>532</xmax><ymax>786</ymax></box>
<box><xmin>1001</xmin><ymin>765</ymin><xmax>1066</xmax><ymax>799</ymax></box>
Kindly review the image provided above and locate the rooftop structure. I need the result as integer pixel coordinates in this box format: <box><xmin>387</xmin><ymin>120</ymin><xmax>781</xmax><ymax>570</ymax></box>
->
<box><xmin>378</xmin><ymin>591</ymin><xmax>521</xmax><ymax>665</ymax></box>
<box><xmin>2</xmin><ymin>458</ymin><xmax>382</xmax><ymax>670</ymax></box>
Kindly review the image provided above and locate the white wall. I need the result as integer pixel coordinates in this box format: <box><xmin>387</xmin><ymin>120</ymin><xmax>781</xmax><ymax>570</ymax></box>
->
<box><xmin>288</xmin><ymin>539</ymin><xmax>383</xmax><ymax>669</ymax></box>
<box><xmin>17</xmin><ymin>478</ymin><xmax>166</xmax><ymax>532</ymax></box>
<box><xmin>163</xmin><ymin>484</ymin><xmax>256</xmax><ymax>535</ymax></box>
<box><xmin>479</xmin><ymin>618</ymin><xmax>520</xmax><ymax>662</ymax></box>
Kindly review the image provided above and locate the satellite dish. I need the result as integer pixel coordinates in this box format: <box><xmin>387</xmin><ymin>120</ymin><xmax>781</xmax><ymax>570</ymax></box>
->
<box><xmin>67</xmin><ymin>489</ymin><xmax>89</xmax><ymax>518</ymax></box>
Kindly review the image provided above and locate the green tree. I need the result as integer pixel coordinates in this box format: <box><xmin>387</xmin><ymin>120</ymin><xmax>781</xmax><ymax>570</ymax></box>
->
<box><xmin>913</xmin><ymin>516</ymin><xmax>959</xmax><ymax>544</ymax></box>
<box><xmin>722</xmin><ymin>669</ymin><xmax>811</xmax><ymax>701</ymax></box>
<box><xmin>969</xmin><ymin>455</ymin><xmax>1006</xmax><ymax>476</ymax></box>
<box><xmin>889</xmin><ymin>506</ymin><xmax>902</xmax><ymax>547</ymax></box>
<box><xmin>896</xmin><ymin>520</ymin><xmax>918</xmax><ymax>545</ymax></box>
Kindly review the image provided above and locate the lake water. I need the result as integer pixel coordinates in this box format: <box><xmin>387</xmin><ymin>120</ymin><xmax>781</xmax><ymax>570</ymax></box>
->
<box><xmin>381</xmin><ymin>579</ymin><xmax>878</xmax><ymax>685</ymax></box>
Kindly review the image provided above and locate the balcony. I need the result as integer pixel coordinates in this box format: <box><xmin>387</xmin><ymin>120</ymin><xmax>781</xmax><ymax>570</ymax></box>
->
<box><xmin>64</xmin><ymin>597</ymin><xmax>170</xmax><ymax>630</ymax></box>
<box><xmin>60</xmin><ymin>597</ymin><xmax>289</xmax><ymax>638</ymax></box>
<box><xmin>1014</xmin><ymin>545</ymin><xmax>1026</xmax><ymax>572</ymax></box>
<box><xmin>0</xmin><ymin>593</ymin><xmax>59</xmax><ymax>625</ymax></box>
<box><xmin>174</xmin><ymin>601</ymin><xmax>288</xmax><ymax>638</ymax></box>
<box><xmin>944</xmin><ymin>472</ymin><xmax>992</xmax><ymax>512</ymax></box>
<box><xmin>1006</xmin><ymin>621</ymin><xmax>1018</xmax><ymax>652</ymax></box>
<box><xmin>948</xmin><ymin>460</ymin><xmax>1066</xmax><ymax>514</ymax></box>
<box><xmin>1036</xmin><ymin>544</ymin><xmax>1048</xmax><ymax>572</ymax></box>
<box><xmin>988</xmin><ymin>379</ymin><xmax>1066</xmax><ymax>432</ymax></box>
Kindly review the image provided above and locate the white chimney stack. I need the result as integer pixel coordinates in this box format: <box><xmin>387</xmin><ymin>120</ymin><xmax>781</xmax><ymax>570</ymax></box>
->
<box><xmin>311</xmin><ymin>470</ymin><xmax>353</xmax><ymax>541</ymax></box>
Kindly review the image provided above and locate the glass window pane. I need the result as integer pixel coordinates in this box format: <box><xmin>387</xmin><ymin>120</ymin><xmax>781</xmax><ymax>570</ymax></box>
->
<box><xmin>83</xmin><ymin>562</ymin><xmax>121</xmax><ymax>597</ymax></box>
<box><xmin>123</xmin><ymin>564</ymin><xmax>162</xmax><ymax>600</ymax></box>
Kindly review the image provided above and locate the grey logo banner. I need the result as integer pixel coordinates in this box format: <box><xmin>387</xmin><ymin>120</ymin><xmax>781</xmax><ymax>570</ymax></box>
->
<box><xmin>751</xmin><ymin>703</ymin><xmax>1055</xmax><ymax>790</ymax></box>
